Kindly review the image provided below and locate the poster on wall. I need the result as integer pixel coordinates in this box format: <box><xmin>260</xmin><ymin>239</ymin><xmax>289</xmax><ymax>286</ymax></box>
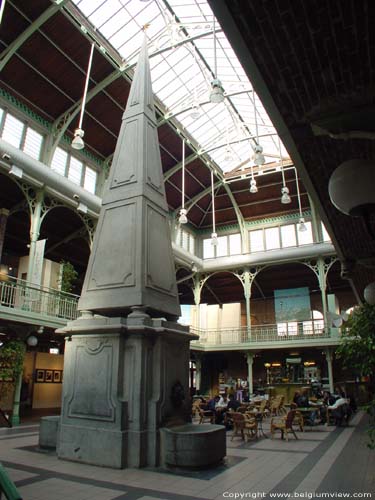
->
<box><xmin>274</xmin><ymin>287</ymin><xmax>311</xmax><ymax>322</ymax></box>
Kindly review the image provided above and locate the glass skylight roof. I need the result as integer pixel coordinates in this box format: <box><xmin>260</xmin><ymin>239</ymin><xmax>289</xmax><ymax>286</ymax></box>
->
<box><xmin>73</xmin><ymin>0</ymin><xmax>288</xmax><ymax>173</ymax></box>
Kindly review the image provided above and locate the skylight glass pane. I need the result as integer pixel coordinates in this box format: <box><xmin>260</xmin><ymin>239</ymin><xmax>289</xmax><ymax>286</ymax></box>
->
<box><xmin>51</xmin><ymin>147</ymin><xmax>68</xmax><ymax>176</ymax></box>
<box><xmin>216</xmin><ymin>236</ymin><xmax>228</xmax><ymax>257</ymax></box>
<box><xmin>297</xmin><ymin>222</ymin><xmax>313</xmax><ymax>245</ymax></box>
<box><xmin>84</xmin><ymin>166</ymin><xmax>97</xmax><ymax>194</ymax></box>
<box><xmin>2</xmin><ymin>114</ymin><xmax>24</xmax><ymax>148</ymax></box>
<box><xmin>189</xmin><ymin>234</ymin><xmax>195</xmax><ymax>254</ymax></box>
<box><xmin>23</xmin><ymin>127</ymin><xmax>43</xmax><ymax>160</ymax></box>
<box><xmin>229</xmin><ymin>233</ymin><xmax>241</xmax><ymax>255</ymax></box>
<box><xmin>175</xmin><ymin>227</ymin><xmax>182</xmax><ymax>246</ymax></box>
<box><xmin>265</xmin><ymin>227</ymin><xmax>280</xmax><ymax>250</ymax></box>
<box><xmin>250</xmin><ymin>229</ymin><xmax>264</xmax><ymax>252</ymax></box>
<box><xmin>182</xmin><ymin>230</ymin><xmax>189</xmax><ymax>251</ymax></box>
<box><xmin>281</xmin><ymin>224</ymin><xmax>297</xmax><ymax>248</ymax></box>
<box><xmin>203</xmin><ymin>238</ymin><xmax>214</xmax><ymax>259</ymax></box>
<box><xmin>68</xmin><ymin>157</ymin><xmax>83</xmax><ymax>185</ymax></box>
<box><xmin>321</xmin><ymin>223</ymin><xmax>331</xmax><ymax>242</ymax></box>
<box><xmin>72</xmin><ymin>0</ymin><xmax>286</xmax><ymax>174</ymax></box>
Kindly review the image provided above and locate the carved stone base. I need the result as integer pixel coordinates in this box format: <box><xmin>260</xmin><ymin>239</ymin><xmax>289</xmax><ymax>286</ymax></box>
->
<box><xmin>56</xmin><ymin>315</ymin><xmax>195</xmax><ymax>469</ymax></box>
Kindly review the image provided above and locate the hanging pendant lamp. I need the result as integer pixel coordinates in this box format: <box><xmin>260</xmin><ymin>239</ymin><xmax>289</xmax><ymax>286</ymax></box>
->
<box><xmin>209</xmin><ymin>17</ymin><xmax>225</xmax><ymax>104</ymax></box>
<box><xmin>249</xmin><ymin>164</ymin><xmax>258</xmax><ymax>193</ymax></box>
<box><xmin>72</xmin><ymin>42</ymin><xmax>95</xmax><ymax>150</ymax></box>
<box><xmin>252</xmin><ymin>91</ymin><xmax>265</xmax><ymax>165</ymax></box>
<box><xmin>294</xmin><ymin>168</ymin><xmax>307</xmax><ymax>231</ymax></box>
<box><xmin>279</xmin><ymin>137</ymin><xmax>291</xmax><ymax>204</ymax></box>
<box><xmin>178</xmin><ymin>138</ymin><xmax>188</xmax><ymax>224</ymax></box>
<box><xmin>211</xmin><ymin>170</ymin><xmax>218</xmax><ymax>246</ymax></box>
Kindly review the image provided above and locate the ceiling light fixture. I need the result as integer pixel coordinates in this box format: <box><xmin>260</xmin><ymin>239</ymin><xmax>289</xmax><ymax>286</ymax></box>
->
<box><xmin>178</xmin><ymin>138</ymin><xmax>188</xmax><ymax>224</ymax></box>
<box><xmin>72</xmin><ymin>42</ymin><xmax>95</xmax><ymax>150</ymax></box>
<box><xmin>190</xmin><ymin>102</ymin><xmax>201</xmax><ymax>120</ymax></box>
<box><xmin>279</xmin><ymin>137</ymin><xmax>291</xmax><ymax>204</ymax></box>
<box><xmin>294</xmin><ymin>168</ymin><xmax>307</xmax><ymax>231</ymax></box>
<box><xmin>364</xmin><ymin>281</ymin><xmax>375</xmax><ymax>305</ymax></box>
<box><xmin>253</xmin><ymin>144</ymin><xmax>265</xmax><ymax>166</ymax></box>
<box><xmin>211</xmin><ymin>170</ymin><xmax>218</xmax><ymax>246</ymax></box>
<box><xmin>209</xmin><ymin>17</ymin><xmax>225</xmax><ymax>104</ymax></box>
<box><xmin>249</xmin><ymin>164</ymin><xmax>258</xmax><ymax>193</ymax></box>
<box><xmin>252</xmin><ymin>91</ymin><xmax>265</xmax><ymax>165</ymax></box>
<box><xmin>328</xmin><ymin>159</ymin><xmax>375</xmax><ymax>239</ymax></box>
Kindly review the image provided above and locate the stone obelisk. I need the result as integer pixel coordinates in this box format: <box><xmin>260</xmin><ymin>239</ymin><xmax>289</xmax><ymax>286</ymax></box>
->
<box><xmin>57</xmin><ymin>34</ymin><xmax>196</xmax><ymax>469</ymax></box>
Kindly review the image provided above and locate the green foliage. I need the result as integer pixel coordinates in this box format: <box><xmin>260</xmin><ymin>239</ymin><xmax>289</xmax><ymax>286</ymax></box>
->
<box><xmin>336</xmin><ymin>303</ymin><xmax>375</xmax><ymax>377</ymax></box>
<box><xmin>366</xmin><ymin>399</ymin><xmax>375</xmax><ymax>450</ymax></box>
<box><xmin>0</xmin><ymin>340</ymin><xmax>26</xmax><ymax>399</ymax></box>
<box><xmin>337</xmin><ymin>303</ymin><xmax>375</xmax><ymax>450</ymax></box>
<box><xmin>59</xmin><ymin>260</ymin><xmax>78</xmax><ymax>293</ymax></box>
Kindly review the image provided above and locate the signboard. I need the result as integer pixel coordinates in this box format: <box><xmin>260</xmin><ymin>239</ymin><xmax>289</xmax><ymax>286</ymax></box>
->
<box><xmin>30</xmin><ymin>238</ymin><xmax>46</xmax><ymax>286</ymax></box>
<box><xmin>274</xmin><ymin>287</ymin><xmax>311</xmax><ymax>322</ymax></box>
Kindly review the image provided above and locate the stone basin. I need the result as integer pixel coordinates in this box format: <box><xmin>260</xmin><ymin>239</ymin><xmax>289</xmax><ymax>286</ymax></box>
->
<box><xmin>160</xmin><ymin>423</ymin><xmax>226</xmax><ymax>468</ymax></box>
<box><xmin>39</xmin><ymin>415</ymin><xmax>60</xmax><ymax>449</ymax></box>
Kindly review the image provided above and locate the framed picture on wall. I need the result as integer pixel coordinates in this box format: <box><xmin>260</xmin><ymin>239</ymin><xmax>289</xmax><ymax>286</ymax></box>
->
<box><xmin>45</xmin><ymin>370</ymin><xmax>53</xmax><ymax>383</ymax></box>
<box><xmin>36</xmin><ymin>369</ymin><xmax>45</xmax><ymax>383</ymax></box>
<box><xmin>53</xmin><ymin>370</ymin><xmax>61</xmax><ymax>383</ymax></box>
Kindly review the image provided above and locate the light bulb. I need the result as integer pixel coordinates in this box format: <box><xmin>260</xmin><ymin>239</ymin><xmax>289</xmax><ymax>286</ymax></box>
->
<box><xmin>281</xmin><ymin>186</ymin><xmax>291</xmax><ymax>204</ymax></box>
<box><xmin>209</xmin><ymin>79</ymin><xmax>225</xmax><ymax>103</ymax></box>
<box><xmin>298</xmin><ymin>217</ymin><xmax>307</xmax><ymax>232</ymax></box>
<box><xmin>72</xmin><ymin>128</ymin><xmax>85</xmax><ymax>150</ymax></box>
<box><xmin>250</xmin><ymin>178</ymin><xmax>258</xmax><ymax>193</ymax></box>
<box><xmin>211</xmin><ymin>232</ymin><xmax>218</xmax><ymax>246</ymax></box>
<box><xmin>178</xmin><ymin>208</ymin><xmax>188</xmax><ymax>224</ymax></box>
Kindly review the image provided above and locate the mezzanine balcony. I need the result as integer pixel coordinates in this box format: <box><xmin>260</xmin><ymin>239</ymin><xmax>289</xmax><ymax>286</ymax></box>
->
<box><xmin>190</xmin><ymin>319</ymin><xmax>340</xmax><ymax>351</ymax></box>
<box><xmin>0</xmin><ymin>276</ymin><xmax>79</xmax><ymax>329</ymax></box>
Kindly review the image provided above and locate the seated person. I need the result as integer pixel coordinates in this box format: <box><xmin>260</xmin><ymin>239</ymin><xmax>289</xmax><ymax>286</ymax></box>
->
<box><xmin>222</xmin><ymin>394</ymin><xmax>241</xmax><ymax>428</ymax></box>
<box><xmin>327</xmin><ymin>395</ymin><xmax>350</xmax><ymax>426</ymax></box>
<box><xmin>319</xmin><ymin>391</ymin><xmax>335</xmax><ymax>423</ymax></box>
<box><xmin>207</xmin><ymin>395</ymin><xmax>220</xmax><ymax>412</ymax></box>
<box><xmin>293</xmin><ymin>391</ymin><xmax>302</xmax><ymax>405</ymax></box>
<box><xmin>295</xmin><ymin>389</ymin><xmax>318</xmax><ymax>424</ymax></box>
<box><xmin>227</xmin><ymin>394</ymin><xmax>241</xmax><ymax>412</ymax></box>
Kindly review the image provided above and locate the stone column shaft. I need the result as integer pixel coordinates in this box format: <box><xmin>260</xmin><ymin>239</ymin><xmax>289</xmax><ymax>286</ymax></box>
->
<box><xmin>246</xmin><ymin>352</ymin><xmax>255</xmax><ymax>395</ymax></box>
<box><xmin>325</xmin><ymin>349</ymin><xmax>334</xmax><ymax>394</ymax></box>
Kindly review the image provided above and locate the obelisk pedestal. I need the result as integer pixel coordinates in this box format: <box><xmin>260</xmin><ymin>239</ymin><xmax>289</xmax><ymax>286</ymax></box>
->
<box><xmin>57</xmin><ymin>312</ymin><xmax>194</xmax><ymax>468</ymax></box>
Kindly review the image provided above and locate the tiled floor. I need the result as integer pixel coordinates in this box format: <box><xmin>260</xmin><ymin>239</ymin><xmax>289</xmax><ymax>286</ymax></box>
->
<box><xmin>0</xmin><ymin>411</ymin><xmax>373</xmax><ymax>499</ymax></box>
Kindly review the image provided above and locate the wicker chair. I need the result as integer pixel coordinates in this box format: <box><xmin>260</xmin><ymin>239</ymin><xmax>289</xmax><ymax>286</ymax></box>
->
<box><xmin>271</xmin><ymin>409</ymin><xmax>298</xmax><ymax>441</ymax></box>
<box><xmin>231</xmin><ymin>412</ymin><xmax>258</xmax><ymax>442</ymax></box>
<box><xmin>198</xmin><ymin>405</ymin><xmax>214</xmax><ymax>424</ymax></box>
<box><xmin>294</xmin><ymin>410</ymin><xmax>304</xmax><ymax>432</ymax></box>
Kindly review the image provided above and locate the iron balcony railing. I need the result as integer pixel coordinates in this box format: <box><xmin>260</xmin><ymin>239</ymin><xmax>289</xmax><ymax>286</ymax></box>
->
<box><xmin>0</xmin><ymin>276</ymin><xmax>79</xmax><ymax>321</ymax></box>
<box><xmin>190</xmin><ymin>319</ymin><xmax>331</xmax><ymax>346</ymax></box>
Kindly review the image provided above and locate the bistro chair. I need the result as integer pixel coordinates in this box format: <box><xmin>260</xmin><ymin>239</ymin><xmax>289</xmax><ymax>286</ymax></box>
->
<box><xmin>294</xmin><ymin>410</ymin><xmax>304</xmax><ymax>432</ymax></box>
<box><xmin>231</xmin><ymin>412</ymin><xmax>258</xmax><ymax>442</ymax></box>
<box><xmin>198</xmin><ymin>404</ymin><xmax>214</xmax><ymax>424</ymax></box>
<box><xmin>270</xmin><ymin>408</ymin><xmax>298</xmax><ymax>441</ymax></box>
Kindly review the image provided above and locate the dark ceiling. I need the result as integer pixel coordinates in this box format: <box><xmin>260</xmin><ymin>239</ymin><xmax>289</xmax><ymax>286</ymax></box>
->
<box><xmin>208</xmin><ymin>0</ymin><xmax>375</xmax><ymax>301</ymax></box>
<box><xmin>0</xmin><ymin>0</ymin><xmax>356</xmax><ymax>305</ymax></box>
